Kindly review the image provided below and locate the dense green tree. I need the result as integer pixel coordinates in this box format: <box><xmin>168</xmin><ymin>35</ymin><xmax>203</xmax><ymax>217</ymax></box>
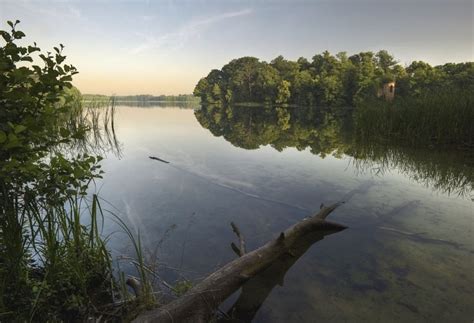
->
<box><xmin>255</xmin><ymin>63</ymin><xmax>281</xmax><ymax>102</ymax></box>
<box><xmin>375</xmin><ymin>50</ymin><xmax>397</xmax><ymax>74</ymax></box>
<box><xmin>222</xmin><ymin>57</ymin><xmax>261</xmax><ymax>102</ymax></box>
<box><xmin>292</xmin><ymin>70</ymin><xmax>315</xmax><ymax>105</ymax></box>
<box><xmin>271</xmin><ymin>55</ymin><xmax>299</xmax><ymax>80</ymax></box>
<box><xmin>437</xmin><ymin>62</ymin><xmax>474</xmax><ymax>90</ymax></box>
<box><xmin>403</xmin><ymin>61</ymin><xmax>444</xmax><ymax>95</ymax></box>
<box><xmin>276</xmin><ymin>80</ymin><xmax>291</xmax><ymax>104</ymax></box>
<box><xmin>297</xmin><ymin>57</ymin><xmax>311</xmax><ymax>70</ymax></box>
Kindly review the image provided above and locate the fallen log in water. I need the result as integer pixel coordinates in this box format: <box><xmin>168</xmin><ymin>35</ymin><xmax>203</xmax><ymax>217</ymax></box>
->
<box><xmin>222</xmin><ymin>219</ymin><xmax>343</xmax><ymax>322</ymax></box>
<box><xmin>133</xmin><ymin>202</ymin><xmax>347</xmax><ymax>323</ymax></box>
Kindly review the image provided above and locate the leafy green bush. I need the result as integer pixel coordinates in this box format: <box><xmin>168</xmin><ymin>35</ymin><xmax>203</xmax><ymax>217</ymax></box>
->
<box><xmin>0</xmin><ymin>20</ymin><xmax>115</xmax><ymax>321</ymax></box>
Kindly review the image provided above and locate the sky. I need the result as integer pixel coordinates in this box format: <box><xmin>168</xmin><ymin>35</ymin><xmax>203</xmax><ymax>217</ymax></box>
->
<box><xmin>1</xmin><ymin>0</ymin><xmax>473</xmax><ymax>95</ymax></box>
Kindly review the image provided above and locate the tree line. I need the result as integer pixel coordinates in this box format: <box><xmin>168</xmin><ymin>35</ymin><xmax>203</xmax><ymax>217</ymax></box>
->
<box><xmin>82</xmin><ymin>93</ymin><xmax>199</xmax><ymax>102</ymax></box>
<box><xmin>193</xmin><ymin>51</ymin><xmax>474</xmax><ymax>106</ymax></box>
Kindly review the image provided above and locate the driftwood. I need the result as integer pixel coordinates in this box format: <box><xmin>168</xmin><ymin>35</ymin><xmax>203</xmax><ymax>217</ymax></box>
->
<box><xmin>133</xmin><ymin>202</ymin><xmax>346</xmax><ymax>323</ymax></box>
<box><xmin>149</xmin><ymin>156</ymin><xmax>170</xmax><ymax>164</ymax></box>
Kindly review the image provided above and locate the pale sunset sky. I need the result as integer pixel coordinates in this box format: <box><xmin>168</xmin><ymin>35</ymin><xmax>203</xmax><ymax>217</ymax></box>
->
<box><xmin>1</xmin><ymin>0</ymin><xmax>472</xmax><ymax>95</ymax></box>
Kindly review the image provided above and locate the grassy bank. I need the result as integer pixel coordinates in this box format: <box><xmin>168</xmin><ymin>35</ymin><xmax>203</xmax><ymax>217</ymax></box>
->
<box><xmin>354</xmin><ymin>89</ymin><xmax>474</xmax><ymax>148</ymax></box>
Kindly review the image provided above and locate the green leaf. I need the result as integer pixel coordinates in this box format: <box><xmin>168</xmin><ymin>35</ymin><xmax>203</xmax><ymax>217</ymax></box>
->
<box><xmin>14</xmin><ymin>124</ymin><xmax>27</xmax><ymax>134</ymax></box>
<box><xmin>20</xmin><ymin>56</ymin><xmax>33</xmax><ymax>62</ymax></box>
<box><xmin>59</xmin><ymin>127</ymin><xmax>70</xmax><ymax>138</ymax></box>
<box><xmin>61</xmin><ymin>75</ymin><xmax>72</xmax><ymax>82</ymax></box>
<box><xmin>27</xmin><ymin>45</ymin><xmax>39</xmax><ymax>53</ymax></box>
<box><xmin>6</xmin><ymin>133</ymin><xmax>20</xmax><ymax>148</ymax></box>
<box><xmin>0</xmin><ymin>31</ymin><xmax>11</xmax><ymax>42</ymax></box>
<box><xmin>13</xmin><ymin>31</ymin><xmax>26</xmax><ymax>39</ymax></box>
<box><xmin>0</xmin><ymin>131</ymin><xmax>6</xmax><ymax>143</ymax></box>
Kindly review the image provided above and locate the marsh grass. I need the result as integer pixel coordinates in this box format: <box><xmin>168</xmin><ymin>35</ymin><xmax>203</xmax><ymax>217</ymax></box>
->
<box><xmin>1</xmin><ymin>190</ymin><xmax>114</xmax><ymax>321</ymax></box>
<box><xmin>354</xmin><ymin>88</ymin><xmax>474</xmax><ymax>148</ymax></box>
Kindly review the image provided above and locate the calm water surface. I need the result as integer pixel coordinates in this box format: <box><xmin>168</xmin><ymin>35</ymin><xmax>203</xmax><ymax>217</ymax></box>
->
<box><xmin>98</xmin><ymin>105</ymin><xmax>473</xmax><ymax>322</ymax></box>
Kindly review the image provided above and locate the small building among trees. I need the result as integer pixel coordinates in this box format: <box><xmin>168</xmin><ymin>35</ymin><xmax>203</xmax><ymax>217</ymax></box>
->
<box><xmin>377</xmin><ymin>81</ymin><xmax>396</xmax><ymax>101</ymax></box>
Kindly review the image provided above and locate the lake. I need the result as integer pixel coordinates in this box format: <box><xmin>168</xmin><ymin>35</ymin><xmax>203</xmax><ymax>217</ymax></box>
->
<box><xmin>97</xmin><ymin>104</ymin><xmax>473</xmax><ymax>322</ymax></box>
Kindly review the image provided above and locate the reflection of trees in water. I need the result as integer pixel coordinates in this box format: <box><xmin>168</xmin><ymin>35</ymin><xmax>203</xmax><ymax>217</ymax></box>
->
<box><xmin>195</xmin><ymin>105</ymin><xmax>351</xmax><ymax>157</ymax></box>
<box><xmin>349</xmin><ymin>143</ymin><xmax>473</xmax><ymax>198</ymax></box>
<box><xmin>195</xmin><ymin>105</ymin><xmax>473</xmax><ymax>198</ymax></box>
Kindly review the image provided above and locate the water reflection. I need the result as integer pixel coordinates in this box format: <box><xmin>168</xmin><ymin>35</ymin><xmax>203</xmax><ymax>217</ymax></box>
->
<box><xmin>97</xmin><ymin>105</ymin><xmax>473</xmax><ymax>323</ymax></box>
<box><xmin>195</xmin><ymin>105</ymin><xmax>473</xmax><ymax>197</ymax></box>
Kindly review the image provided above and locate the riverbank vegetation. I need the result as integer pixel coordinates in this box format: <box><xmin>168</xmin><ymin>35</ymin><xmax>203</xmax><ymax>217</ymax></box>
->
<box><xmin>0</xmin><ymin>21</ymin><xmax>157</xmax><ymax>321</ymax></box>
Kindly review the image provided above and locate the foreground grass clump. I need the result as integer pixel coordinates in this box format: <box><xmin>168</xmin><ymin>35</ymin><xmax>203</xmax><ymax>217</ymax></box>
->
<box><xmin>354</xmin><ymin>89</ymin><xmax>474</xmax><ymax>148</ymax></box>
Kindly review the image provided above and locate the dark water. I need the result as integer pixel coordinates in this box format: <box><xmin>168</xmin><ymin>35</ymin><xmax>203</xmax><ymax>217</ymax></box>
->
<box><xmin>98</xmin><ymin>105</ymin><xmax>473</xmax><ymax>322</ymax></box>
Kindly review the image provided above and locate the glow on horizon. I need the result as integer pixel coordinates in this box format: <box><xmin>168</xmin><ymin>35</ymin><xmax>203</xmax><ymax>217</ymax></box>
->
<box><xmin>1</xmin><ymin>0</ymin><xmax>472</xmax><ymax>95</ymax></box>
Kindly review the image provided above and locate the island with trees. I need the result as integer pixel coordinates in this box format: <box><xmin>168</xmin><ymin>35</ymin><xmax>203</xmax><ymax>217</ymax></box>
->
<box><xmin>193</xmin><ymin>51</ymin><xmax>473</xmax><ymax>106</ymax></box>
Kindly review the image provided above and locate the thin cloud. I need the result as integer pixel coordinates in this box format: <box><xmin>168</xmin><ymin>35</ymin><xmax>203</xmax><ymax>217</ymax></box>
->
<box><xmin>14</xmin><ymin>0</ymin><xmax>83</xmax><ymax>20</ymax></box>
<box><xmin>130</xmin><ymin>8</ymin><xmax>253</xmax><ymax>55</ymax></box>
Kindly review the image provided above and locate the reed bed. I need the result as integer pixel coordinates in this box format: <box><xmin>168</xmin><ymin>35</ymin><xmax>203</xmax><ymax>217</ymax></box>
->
<box><xmin>354</xmin><ymin>88</ymin><xmax>474</xmax><ymax>148</ymax></box>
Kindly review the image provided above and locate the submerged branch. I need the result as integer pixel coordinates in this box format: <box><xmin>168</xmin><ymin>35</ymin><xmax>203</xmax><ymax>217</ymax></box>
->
<box><xmin>133</xmin><ymin>203</ymin><xmax>346</xmax><ymax>323</ymax></box>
